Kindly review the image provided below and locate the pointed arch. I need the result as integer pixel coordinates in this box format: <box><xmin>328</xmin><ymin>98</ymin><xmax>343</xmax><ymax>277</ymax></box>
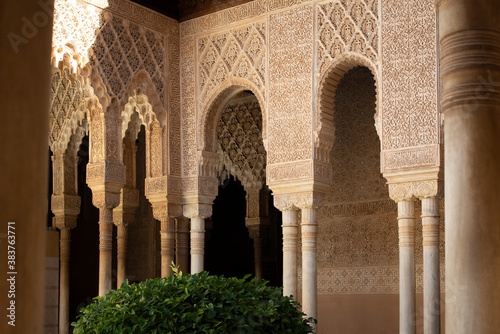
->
<box><xmin>316</xmin><ymin>52</ymin><xmax>381</xmax><ymax>148</ymax></box>
<box><xmin>200</xmin><ymin>77</ymin><xmax>267</xmax><ymax>153</ymax></box>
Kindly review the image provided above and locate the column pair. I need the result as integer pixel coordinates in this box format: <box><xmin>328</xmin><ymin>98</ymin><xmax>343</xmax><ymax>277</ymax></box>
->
<box><xmin>158</xmin><ymin>216</ymin><xmax>191</xmax><ymax>276</ymax></box>
<box><xmin>394</xmin><ymin>191</ymin><xmax>441</xmax><ymax>334</ymax></box>
<box><xmin>183</xmin><ymin>203</ymin><xmax>212</xmax><ymax>274</ymax></box>
<box><xmin>281</xmin><ymin>205</ymin><xmax>318</xmax><ymax>325</ymax></box>
<box><xmin>152</xmin><ymin>203</ymin><xmax>190</xmax><ymax>277</ymax></box>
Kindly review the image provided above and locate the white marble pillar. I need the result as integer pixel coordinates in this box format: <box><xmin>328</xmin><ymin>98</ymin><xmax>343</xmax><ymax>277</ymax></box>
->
<box><xmin>59</xmin><ymin>227</ymin><xmax>71</xmax><ymax>334</ymax></box>
<box><xmin>176</xmin><ymin>217</ymin><xmax>190</xmax><ymax>273</ymax></box>
<box><xmin>99</xmin><ymin>208</ymin><xmax>114</xmax><ymax>296</ymax></box>
<box><xmin>438</xmin><ymin>1</ymin><xmax>500</xmax><ymax>332</ymax></box>
<box><xmin>190</xmin><ymin>217</ymin><xmax>205</xmax><ymax>274</ymax></box>
<box><xmin>116</xmin><ymin>222</ymin><xmax>128</xmax><ymax>287</ymax></box>
<box><xmin>282</xmin><ymin>209</ymin><xmax>298</xmax><ymax>297</ymax></box>
<box><xmin>421</xmin><ymin>197</ymin><xmax>440</xmax><ymax>334</ymax></box>
<box><xmin>161</xmin><ymin>217</ymin><xmax>176</xmax><ymax>277</ymax></box>
<box><xmin>398</xmin><ymin>199</ymin><xmax>416</xmax><ymax>334</ymax></box>
<box><xmin>301</xmin><ymin>206</ymin><xmax>318</xmax><ymax>326</ymax></box>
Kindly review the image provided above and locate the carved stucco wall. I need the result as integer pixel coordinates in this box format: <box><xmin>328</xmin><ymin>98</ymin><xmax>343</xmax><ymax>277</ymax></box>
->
<box><xmin>311</xmin><ymin>68</ymin><xmax>445</xmax><ymax>295</ymax></box>
<box><xmin>48</xmin><ymin>0</ymin><xmax>444</xmax><ymax>295</ymax></box>
<box><xmin>380</xmin><ymin>0</ymin><xmax>440</xmax><ymax>172</ymax></box>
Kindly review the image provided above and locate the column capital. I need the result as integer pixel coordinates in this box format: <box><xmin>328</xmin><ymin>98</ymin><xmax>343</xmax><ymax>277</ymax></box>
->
<box><xmin>388</xmin><ymin>180</ymin><xmax>444</xmax><ymax>202</ymax></box>
<box><xmin>92</xmin><ymin>190</ymin><xmax>121</xmax><ymax>209</ymax></box>
<box><xmin>152</xmin><ymin>202</ymin><xmax>183</xmax><ymax>220</ymax></box>
<box><xmin>273</xmin><ymin>191</ymin><xmax>325</xmax><ymax>211</ymax></box>
<box><xmin>183</xmin><ymin>203</ymin><xmax>212</xmax><ymax>219</ymax></box>
<box><xmin>51</xmin><ymin>194</ymin><xmax>81</xmax><ymax>216</ymax></box>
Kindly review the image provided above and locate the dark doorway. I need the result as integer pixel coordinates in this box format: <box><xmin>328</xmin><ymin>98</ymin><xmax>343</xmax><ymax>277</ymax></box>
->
<box><xmin>205</xmin><ymin>177</ymin><xmax>254</xmax><ymax>278</ymax></box>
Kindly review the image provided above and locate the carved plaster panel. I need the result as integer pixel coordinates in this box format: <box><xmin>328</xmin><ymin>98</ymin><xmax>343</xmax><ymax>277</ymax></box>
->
<box><xmin>89</xmin><ymin>15</ymin><xmax>167</xmax><ymax>104</ymax></box>
<box><xmin>49</xmin><ymin>70</ymin><xmax>86</xmax><ymax>154</ymax></box>
<box><xmin>53</xmin><ymin>0</ymin><xmax>102</xmax><ymax>63</ymax></box>
<box><xmin>268</xmin><ymin>5</ymin><xmax>314</xmax><ymax>164</ymax></box>
<box><xmin>381</xmin><ymin>0</ymin><xmax>440</xmax><ymax>169</ymax></box>
<box><xmin>181</xmin><ymin>35</ymin><xmax>197</xmax><ymax>176</ymax></box>
<box><xmin>217</xmin><ymin>99</ymin><xmax>266</xmax><ymax>191</ymax></box>
<box><xmin>316</xmin><ymin>0</ymin><xmax>378</xmax><ymax>77</ymax></box>
<box><xmin>197</xmin><ymin>21</ymin><xmax>266</xmax><ymax>110</ymax></box>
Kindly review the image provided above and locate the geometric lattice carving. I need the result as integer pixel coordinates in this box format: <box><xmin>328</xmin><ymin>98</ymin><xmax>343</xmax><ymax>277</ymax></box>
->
<box><xmin>90</xmin><ymin>16</ymin><xmax>166</xmax><ymax>103</ymax></box>
<box><xmin>216</xmin><ymin>95</ymin><xmax>266</xmax><ymax>190</ymax></box>
<box><xmin>317</xmin><ymin>0</ymin><xmax>378</xmax><ymax>76</ymax></box>
<box><xmin>49</xmin><ymin>70</ymin><xmax>86</xmax><ymax>153</ymax></box>
<box><xmin>198</xmin><ymin>22</ymin><xmax>266</xmax><ymax>106</ymax></box>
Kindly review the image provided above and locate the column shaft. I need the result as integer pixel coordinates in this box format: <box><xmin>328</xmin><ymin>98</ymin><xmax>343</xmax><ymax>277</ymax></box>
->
<box><xmin>116</xmin><ymin>224</ymin><xmax>127</xmax><ymax>287</ymax></box>
<box><xmin>59</xmin><ymin>228</ymin><xmax>71</xmax><ymax>334</ymax></box>
<box><xmin>99</xmin><ymin>208</ymin><xmax>114</xmax><ymax>296</ymax></box>
<box><xmin>190</xmin><ymin>217</ymin><xmax>205</xmax><ymax>274</ymax></box>
<box><xmin>176</xmin><ymin>218</ymin><xmax>190</xmax><ymax>273</ymax></box>
<box><xmin>253</xmin><ymin>237</ymin><xmax>263</xmax><ymax>279</ymax></box>
<box><xmin>301</xmin><ymin>207</ymin><xmax>318</xmax><ymax>325</ymax></box>
<box><xmin>161</xmin><ymin>217</ymin><xmax>176</xmax><ymax>277</ymax></box>
<box><xmin>398</xmin><ymin>200</ymin><xmax>416</xmax><ymax>334</ymax></box>
<box><xmin>282</xmin><ymin>209</ymin><xmax>298</xmax><ymax>297</ymax></box>
<box><xmin>439</xmin><ymin>1</ymin><xmax>500</xmax><ymax>332</ymax></box>
<box><xmin>422</xmin><ymin>197</ymin><xmax>440</xmax><ymax>334</ymax></box>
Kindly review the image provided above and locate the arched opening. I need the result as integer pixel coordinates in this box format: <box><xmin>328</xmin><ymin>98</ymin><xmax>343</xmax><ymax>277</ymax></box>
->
<box><xmin>206</xmin><ymin>176</ymin><xmax>254</xmax><ymax>278</ymax></box>
<box><xmin>204</xmin><ymin>89</ymin><xmax>282</xmax><ymax>285</ymax></box>
<box><xmin>126</xmin><ymin>125</ymin><xmax>161</xmax><ymax>281</ymax></box>
<box><xmin>69</xmin><ymin>135</ymin><xmax>99</xmax><ymax>324</ymax></box>
<box><xmin>317</xmin><ymin>66</ymin><xmax>398</xmax><ymax>334</ymax></box>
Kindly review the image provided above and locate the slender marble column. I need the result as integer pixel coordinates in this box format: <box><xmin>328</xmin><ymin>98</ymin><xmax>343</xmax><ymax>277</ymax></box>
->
<box><xmin>99</xmin><ymin>208</ymin><xmax>114</xmax><ymax>296</ymax></box>
<box><xmin>253</xmin><ymin>236</ymin><xmax>263</xmax><ymax>279</ymax></box>
<box><xmin>176</xmin><ymin>217</ymin><xmax>190</xmax><ymax>273</ymax></box>
<box><xmin>282</xmin><ymin>209</ymin><xmax>298</xmax><ymax>297</ymax></box>
<box><xmin>438</xmin><ymin>1</ymin><xmax>500</xmax><ymax>332</ymax></box>
<box><xmin>190</xmin><ymin>217</ymin><xmax>205</xmax><ymax>274</ymax></box>
<box><xmin>161</xmin><ymin>217</ymin><xmax>176</xmax><ymax>277</ymax></box>
<box><xmin>59</xmin><ymin>227</ymin><xmax>71</xmax><ymax>334</ymax></box>
<box><xmin>301</xmin><ymin>206</ymin><xmax>318</xmax><ymax>325</ymax></box>
<box><xmin>116</xmin><ymin>223</ymin><xmax>128</xmax><ymax>287</ymax></box>
<box><xmin>398</xmin><ymin>199</ymin><xmax>416</xmax><ymax>334</ymax></box>
<box><xmin>421</xmin><ymin>197</ymin><xmax>440</xmax><ymax>334</ymax></box>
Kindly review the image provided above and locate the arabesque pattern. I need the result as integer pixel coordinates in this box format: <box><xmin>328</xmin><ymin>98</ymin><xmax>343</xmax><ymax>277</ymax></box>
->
<box><xmin>317</xmin><ymin>0</ymin><xmax>378</xmax><ymax>76</ymax></box>
<box><xmin>49</xmin><ymin>71</ymin><xmax>85</xmax><ymax>153</ymax></box>
<box><xmin>90</xmin><ymin>16</ymin><xmax>167</xmax><ymax>104</ymax></box>
<box><xmin>198</xmin><ymin>22</ymin><xmax>266</xmax><ymax>107</ymax></box>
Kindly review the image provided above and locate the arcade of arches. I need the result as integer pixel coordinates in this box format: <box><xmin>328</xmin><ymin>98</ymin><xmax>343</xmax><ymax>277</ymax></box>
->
<box><xmin>1</xmin><ymin>0</ymin><xmax>499</xmax><ymax>334</ymax></box>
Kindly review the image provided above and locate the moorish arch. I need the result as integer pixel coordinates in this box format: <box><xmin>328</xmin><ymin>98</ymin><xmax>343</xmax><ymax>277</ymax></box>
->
<box><xmin>316</xmin><ymin>53</ymin><xmax>381</xmax><ymax>151</ymax></box>
<box><xmin>200</xmin><ymin>78</ymin><xmax>267</xmax><ymax>154</ymax></box>
<box><xmin>198</xmin><ymin>82</ymin><xmax>281</xmax><ymax>283</ymax></box>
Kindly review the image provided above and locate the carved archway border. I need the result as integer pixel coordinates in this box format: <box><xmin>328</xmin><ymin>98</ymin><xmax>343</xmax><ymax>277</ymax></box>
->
<box><xmin>50</xmin><ymin>46</ymin><xmax>90</xmax><ymax>154</ymax></box>
<box><xmin>200</xmin><ymin>77</ymin><xmax>267</xmax><ymax>153</ymax></box>
<box><xmin>316</xmin><ymin>52</ymin><xmax>381</xmax><ymax>146</ymax></box>
<box><xmin>121</xmin><ymin>70</ymin><xmax>166</xmax><ymax>127</ymax></box>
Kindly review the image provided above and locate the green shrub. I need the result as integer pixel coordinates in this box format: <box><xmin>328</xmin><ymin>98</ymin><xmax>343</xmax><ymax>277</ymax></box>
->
<box><xmin>72</xmin><ymin>268</ymin><xmax>315</xmax><ymax>333</ymax></box>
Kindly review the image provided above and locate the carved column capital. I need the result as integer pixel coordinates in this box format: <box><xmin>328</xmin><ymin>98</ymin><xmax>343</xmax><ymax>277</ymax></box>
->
<box><xmin>388</xmin><ymin>183</ymin><xmax>416</xmax><ymax>202</ymax></box>
<box><xmin>274</xmin><ymin>191</ymin><xmax>326</xmax><ymax>211</ymax></box>
<box><xmin>91</xmin><ymin>191</ymin><xmax>121</xmax><ymax>210</ymax></box>
<box><xmin>152</xmin><ymin>202</ymin><xmax>183</xmax><ymax>220</ymax></box>
<box><xmin>388</xmin><ymin>180</ymin><xmax>444</xmax><ymax>202</ymax></box>
<box><xmin>183</xmin><ymin>203</ymin><xmax>212</xmax><ymax>219</ymax></box>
